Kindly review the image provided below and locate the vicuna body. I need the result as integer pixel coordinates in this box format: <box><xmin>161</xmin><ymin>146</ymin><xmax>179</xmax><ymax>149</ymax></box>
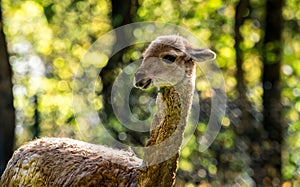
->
<box><xmin>0</xmin><ymin>35</ymin><xmax>215</xmax><ymax>186</ymax></box>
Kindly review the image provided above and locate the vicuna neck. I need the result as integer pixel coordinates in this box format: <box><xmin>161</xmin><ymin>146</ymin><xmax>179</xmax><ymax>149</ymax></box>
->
<box><xmin>138</xmin><ymin>66</ymin><xmax>195</xmax><ymax>186</ymax></box>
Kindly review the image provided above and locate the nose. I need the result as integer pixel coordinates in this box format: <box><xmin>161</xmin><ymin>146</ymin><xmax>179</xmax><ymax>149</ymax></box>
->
<box><xmin>134</xmin><ymin>72</ymin><xmax>148</xmax><ymax>88</ymax></box>
<box><xmin>134</xmin><ymin>72</ymin><xmax>146</xmax><ymax>83</ymax></box>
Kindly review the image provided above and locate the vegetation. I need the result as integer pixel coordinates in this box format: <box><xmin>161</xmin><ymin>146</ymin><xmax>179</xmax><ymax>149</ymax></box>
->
<box><xmin>1</xmin><ymin>0</ymin><xmax>300</xmax><ymax>186</ymax></box>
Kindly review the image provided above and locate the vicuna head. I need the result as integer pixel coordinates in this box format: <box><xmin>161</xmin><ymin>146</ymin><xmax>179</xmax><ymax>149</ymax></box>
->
<box><xmin>133</xmin><ymin>35</ymin><xmax>217</xmax><ymax>186</ymax></box>
<box><xmin>134</xmin><ymin>35</ymin><xmax>216</xmax><ymax>89</ymax></box>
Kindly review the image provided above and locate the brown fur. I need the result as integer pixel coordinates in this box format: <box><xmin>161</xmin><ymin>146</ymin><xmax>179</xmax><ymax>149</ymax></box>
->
<box><xmin>0</xmin><ymin>35</ymin><xmax>215</xmax><ymax>187</ymax></box>
<box><xmin>0</xmin><ymin>138</ymin><xmax>141</xmax><ymax>186</ymax></box>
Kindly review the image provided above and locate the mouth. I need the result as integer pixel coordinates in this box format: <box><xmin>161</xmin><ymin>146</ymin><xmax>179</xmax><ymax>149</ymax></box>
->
<box><xmin>135</xmin><ymin>78</ymin><xmax>152</xmax><ymax>89</ymax></box>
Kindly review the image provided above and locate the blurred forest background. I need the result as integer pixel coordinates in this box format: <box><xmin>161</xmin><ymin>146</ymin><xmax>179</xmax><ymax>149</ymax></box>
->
<box><xmin>0</xmin><ymin>0</ymin><xmax>300</xmax><ymax>186</ymax></box>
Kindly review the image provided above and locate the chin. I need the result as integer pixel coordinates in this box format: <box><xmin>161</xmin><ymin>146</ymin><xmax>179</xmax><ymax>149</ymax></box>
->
<box><xmin>153</xmin><ymin>82</ymin><xmax>175</xmax><ymax>88</ymax></box>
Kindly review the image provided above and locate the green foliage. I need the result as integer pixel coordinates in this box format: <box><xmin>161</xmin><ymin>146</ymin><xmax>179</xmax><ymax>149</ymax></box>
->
<box><xmin>1</xmin><ymin>0</ymin><xmax>300</xmax><ymax>185</ymax></box>
<box><xmin>2</xmin><ymin>0</ymin><xmax>111</xmax><ymax>145</ymax></box>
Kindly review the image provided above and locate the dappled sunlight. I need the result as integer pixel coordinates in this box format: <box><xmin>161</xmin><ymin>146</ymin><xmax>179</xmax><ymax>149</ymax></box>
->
<box><xmin>2</xmin><ymin>0</ymin><xmax>111</xmax><ymax>147</ymax></box>
<box><xmin>1</xmin><ymin>0</ymin><xmax>300</xmax><ymax>186</ymax></box>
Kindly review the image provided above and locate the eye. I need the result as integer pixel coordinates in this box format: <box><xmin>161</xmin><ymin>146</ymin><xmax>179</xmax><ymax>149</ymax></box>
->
<box><xmin>161</xmin><ymin>55</ymin><xmax>176</xmax><ymax>64</ymax></box>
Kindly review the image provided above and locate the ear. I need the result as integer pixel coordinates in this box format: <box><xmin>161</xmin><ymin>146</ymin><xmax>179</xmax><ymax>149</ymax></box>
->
<box><xmin>187</xmin><ymin>48</ymin><xmax>216</xmax><ymax>62</ymax></box>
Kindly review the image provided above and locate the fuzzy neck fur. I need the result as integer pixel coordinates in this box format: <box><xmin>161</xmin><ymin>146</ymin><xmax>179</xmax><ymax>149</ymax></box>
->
<box><xmin>138</xmin><ymin>62</ymin><xmax>195</xmax><ymax>187</ymax></box>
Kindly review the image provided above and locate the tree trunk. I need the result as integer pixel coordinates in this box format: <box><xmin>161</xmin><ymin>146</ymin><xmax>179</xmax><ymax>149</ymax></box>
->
<box><xmin>260</xmin><ymin>0</ymin><xmax>284</xmax><ymax>184</ymax></box>
<box><xmin>0</xmin><ymin>3</ymin><xmax>15</xmax><ymax>176</ymax></box>
<box><xmin>32</xmin><ymin>94</ymin><xmax>40</xmax><ymax>138</ymax></box>
<box><xmin>99</xmin><ymin>0</ymin><xmax>141</xmax><ymax>143</ymax></box>
<box><xmin>234</xmin><ymin>0</ymin><xmax>284</xmax><ymax>185</ymax></box>
<box><xmin>234</xmin><ymin>0</ymin><xmax>251</xmax><ymax>134</ymax></box>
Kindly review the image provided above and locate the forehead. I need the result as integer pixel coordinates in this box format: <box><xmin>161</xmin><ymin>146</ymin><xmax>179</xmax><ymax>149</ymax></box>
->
<box><xmin>143</xmin><ymin>36</ymin><xmax>188</xmax><ymax>57</ymax></box>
